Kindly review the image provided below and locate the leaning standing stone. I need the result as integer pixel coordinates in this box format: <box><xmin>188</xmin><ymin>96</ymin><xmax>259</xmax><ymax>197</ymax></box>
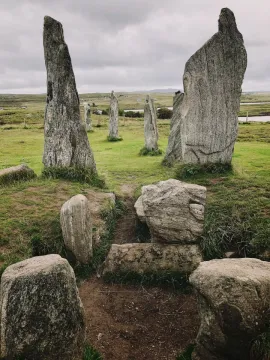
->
<box><xmin>164</xmin><ymin>8</ymin><xmax>247</xmax><ymax>165</ymax></box>
<box><xmin>190</xmin><ymin>258</ymin><xmax>270</xmax><ymax>360</ymax></box>
<box><xmin>84</xmin><ymin>102</ymin><xmax>92</xmax><ymax>132</ymax></box>
<box><xmin>108</xmin><ymin>90</ymin><xmax>119</xmax><ymax>140</ymax></box>
<box><xmin>43</xmin><ymin>16</ymin><xmax>96</xmax><ymax>171</ymax></box>
<box><xmin>144</xmin><ymin>95</ymin><xmax>158</xmax><ymax>151</ymax></box>
<box><xmin>60</xmin><ymin>194</ymin><xmax>93</xmax><ymax>264</ymax></box>
<box><xmin>0</xmin><ymin>255</ymin><xmax>85</xmax><ymax>360</ymax></box>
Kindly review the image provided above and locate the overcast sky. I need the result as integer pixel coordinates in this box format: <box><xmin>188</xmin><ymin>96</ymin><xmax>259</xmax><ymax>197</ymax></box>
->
<box><xmin>0</xmin><ymin>0</ymin><xmax>269</xmax><ymax>94</ymax></box>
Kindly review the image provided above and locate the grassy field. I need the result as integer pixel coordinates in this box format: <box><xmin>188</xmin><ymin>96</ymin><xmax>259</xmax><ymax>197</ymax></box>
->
<box><xmin>0</xmin><ymin>107</ymin><xmax>270</xmax><ymax>275</ymax></box>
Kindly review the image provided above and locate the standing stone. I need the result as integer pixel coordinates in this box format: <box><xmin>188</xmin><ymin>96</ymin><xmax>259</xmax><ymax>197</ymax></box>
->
<box><xmin>108</xmin><ymin>90</ymin><xmax>119</xmax><ymax>139</ymax></box>
<box><xmin>164</xmin><ymin>8</ymin><xmax>247</xmax><ymax>165</ymax></box>
<box><xmin>84</xmin><ymin>102</ymin><xmax>92</xmax><ymax>132</ymax></box>
<box><xmin>60</xmin><ymin>194</ymin><xmax>92</xmax><ymax>264</ymax></box>
<box><xmin>164</xmin><ymin>91</ymin><xmax>184</xmax><ymax>165</ymax></box>
<box><xmin>190</xmin><ymin>258</ymin><xmax>270</xmax><ymax>360</ymax></box>
<box><xmin>144</xmin><ymin>95</ymin><xmax>158</xmax><ymax>151</ymax></box>
<box><xmin>0</xmin><ymin>255</ymin><xmax>85</xmax><ymax>360</ymax></box>
<box><xmin>43</xmin><ymin>16</ymin><xmax>96</xmax><ymax>171</ymax></box>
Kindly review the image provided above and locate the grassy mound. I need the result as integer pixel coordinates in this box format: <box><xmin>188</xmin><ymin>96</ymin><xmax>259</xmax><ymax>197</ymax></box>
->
<box><xmin>139</xmin><ymin>147</ymin><xmax>162</xmax><ymax>156</ymax></box>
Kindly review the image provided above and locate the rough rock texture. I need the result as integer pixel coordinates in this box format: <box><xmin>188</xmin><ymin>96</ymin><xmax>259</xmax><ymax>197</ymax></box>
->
<box><xmin>43</xmin><ymin>16</ymin><xmax>96</xmax><ymax>171</ymax></box>
<box><xmin>84</xmin><ymin>102</ymin><xmax>92</xmax><ymax>132</ymax></box>
<box><xmin>164</xmin><ymin>91</ymin><xmax>184</xmax><ymax>164</ymax></box>
<box><xmin>103</xmin><ymin>243</ymin><xmax>202</xmax><ymax>276</ymax></box>
<box><xmin>0</xmin><ymin>255</ymin><xmax>85</xmax><ymax>360</ymax></box>
<box><xmin>135</xmin><ymin>179</ymin><xmax>206</xmax><ymax>243</ymax></box>
<box><xmin>190</xmin><ymin>258</ymin><xmax>270</xmax><ymax>360</ymax></box>
<box><xmin>108</xmin><ymin>90</ymin><xmax>119</xmax><ymax>139</ymax></box>
<box><xmin>60</xmin><ymin>194</ymin><xmax>92</xmax><ymax>264</ymax></box>
<box><xmin>0</xmin><ymin>164</ymin><xmax>36</xmax><ymax>185</ymax></box>
<box><xmin>164</xmin><ymin>8</ymin><xmax>247</xmax><ymax>165</ymax></box>
<box><xmin>144</xmin><ymin>95</ymin><xmax>158</xmax><ymax>150</ymax></box>
<box><xmin>134</xmin><ymin>196</ymin><xmax>146</xmax><ymax>223</ymax></box>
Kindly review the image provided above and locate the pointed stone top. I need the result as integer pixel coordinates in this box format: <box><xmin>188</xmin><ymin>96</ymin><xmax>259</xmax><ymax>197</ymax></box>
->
<box><xmin>146</xmin><ymin>95</ymin><xmax>150</xmax><ymax>103</ymax></box>
<box><xmin>44</xmin><ymin>16</ymin><xmax>64</xmax><ymax>44</ymax></box>
<box><xmin>218</xmin><ymin>8</ymin><xmax>239</xmax><ymax>36</ymax></box>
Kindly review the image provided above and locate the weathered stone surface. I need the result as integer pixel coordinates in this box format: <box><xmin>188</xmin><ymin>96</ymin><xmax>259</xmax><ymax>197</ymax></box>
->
<box><xmin>60</xmin><ymin>194</ymin><xmax>92</xmax><ymax>264</ymax></box>
<box><xmin>134</xmin><ymin>196</ymin><xmax>146</xmax><ymax>223</ymax></box>
<box><xmin>0</xmin><ymin>164</ymin><xmax>36</xmax><ymax>185</ymax></box>
<box><xmin>164</xmin><ymin>8</ymin><xmax>247</xmax><ymax>165</ymax></box>
<box><xmin>103</xmin><ymin>243</ymin><xmax>202</xmax><ymax>276</ymax></box>
<box><xmin>190</xmin><ymin>258</ymin><xmax>270</xmax><ymax>360</ymax></box>
<box><xmin>108</xmin><ymin>90</ymin><xmax>119</xmax><ymax>139</ymax></box>
<box><xmin>136</xmin><ymin>179</ymin><xmax>206</xmax><ymax>243</ymax></box>
<box><xmin>144</xmin><ymin>95</ymin><xmax>158</xmax><ymax>151</ymax></box>
<box><xmin>164</xmin><ymin>91</ymin><xmax>184</xmax><ymax>164</ymax></box>
<box><xmin>84</xmin><ymin>102</ymin><xmax>92</xmax><ymax>132</ymax></box>
<box><xmin>43</xmin><ymin>16</ymin><xmax>96</xmax><ymax>171</ymax></box>
<box><xmin>0</xmin><ymin>255</ymin><xmax>85</xmax><ymax>360</ymax></box>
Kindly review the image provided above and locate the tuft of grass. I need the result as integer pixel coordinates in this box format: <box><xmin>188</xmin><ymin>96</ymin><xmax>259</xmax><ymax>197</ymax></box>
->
<box><xmin>83</xmin><ymin>344</ymin><xmax>103</xmax><ymax>360</ymax></box>
<box><xmin>0</xmin><ymin>165</ymin><xmax>36</xmax><ymax>186</ymax></box>
<box><xmin>42</xmin><ymin>167</ymin><xmax>105</xmax><ymax>188</ymax></box>
<box><xmin>139</xmin><ymin>147</ymin><xmax>162</xmax><ymax>156</ymax></box>
<box><xmin>175</xmin><ymin>162</ymin><xmax>233</xmax><ymax>180</ymax></box>
<box><xmin>250</xmin><ymin>327</ymin><xmax>270</xmax><ymax>360</ymax></box>
<box><xmin>103</xmin><ymin>271</ymin><xmax>191</xmax><ymax>292</ymax></box>
<box><xmin>107</xmin><ymin>135</ymin><xmax>123</xmax><ymax>142</ymax></box>
<box><xmin>176</xmin><ymin>344</ymin><xmax>195</xmax><ymax>360</ymax></box>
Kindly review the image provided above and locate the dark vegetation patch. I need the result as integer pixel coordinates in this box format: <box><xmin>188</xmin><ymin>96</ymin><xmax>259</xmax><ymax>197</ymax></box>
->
<box><xmin>42</xmin><ymin>167</ymin><xmax>105</xmax><ymax>188</ymax></box>
<box><xmin>139</xmin><ymin>147</ymin><xmax>163</xmax><ymax>156</ymax></box>
<box><xmin>176</xmin><ymin>344</ymin><xmax>195</xmax><ymax>360</ymax></box>
<box><xmin>0</xmin><ymin>167</ymin><xmax>36</xmax><ymax>186</ymax></box>
<box><xmin>157</xmin><ymin>107</ymin><xmax>173</xmax><ymax>119</ymax></box>
<box><xmin>107</xmin><ymin>135</ymin><xmax>123</xmax><ymax>142</ymax></box>
<box><xmin>175</xmin><ymin>162</ymin><xmax>233</xmax><ymax>179</ymax></box>
<box><xmin>83</xmin><ymin>344</ymin><xmax>103</xmax><ymax>360</ymax></box>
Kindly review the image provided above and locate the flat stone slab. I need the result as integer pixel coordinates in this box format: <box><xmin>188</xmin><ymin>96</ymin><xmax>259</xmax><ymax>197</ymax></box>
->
<box><xmin>102</xmin><ymin>243</ymin><xmax>203</xmax><ymax>276</ymax></box>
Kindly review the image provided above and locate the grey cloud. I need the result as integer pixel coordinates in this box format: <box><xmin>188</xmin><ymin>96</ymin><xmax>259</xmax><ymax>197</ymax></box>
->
<box><xmin>0</xmin><ymin>0</ymin><xmax>269</xmax><ymax>93</ymax></box>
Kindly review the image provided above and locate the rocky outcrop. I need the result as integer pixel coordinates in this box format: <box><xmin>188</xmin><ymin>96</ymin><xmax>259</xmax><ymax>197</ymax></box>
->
<box><xmin>190</xmin><ymin>258</ymin><xmax>270</xmax><ymax>360</ymax></box>
<box><xmin>60</xmin><ymin>194</ymin><xmax>92</xmax><ymax>264</ymax></box>
<box><xmin>84</xmin><ymin>103</ymin><xmax>92</xmax><ymax>132</ymax></box>
<box><xmin>108</xmin><ymin>90</ymin><xmax>119</xmax><ymax>139</ymax></box>
<box><xmin>43</xmin><ymin>16</ymin><xmax>96</xmax><ymax>171</ymax></box>
<box><xmin>135</xmin><ymin>179</ymin><xmax>206</xmax><ymax>243</ymax></box>
<box><xmin>0</xmin><ymin>164</ymin><xmax>36</xmax><ymax>185</ymax></box>
<box><xmin>144</xmin><ymin>95</ymin><xmax>158</xmax><ymax>151</ymax></box>
<box><xmin>103</xmin><ymin>243</ymin><xmax>202</xmax><ymax>276</ymax></box>
<box><xmin>164</xmin><ymin>8</ymin><xmax>247</xmax><ymax>165</ymax></box>
<box><xmin>0</xmin><ymin>255</ymin><xmax>85</xmax><ymax>360</ymax></box>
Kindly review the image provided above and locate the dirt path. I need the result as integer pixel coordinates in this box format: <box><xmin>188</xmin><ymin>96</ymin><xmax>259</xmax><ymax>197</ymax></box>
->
<box><xmin>79</xmin><ymin>277</ymin><xmax>199</xmax><ymax>360</ymax></box>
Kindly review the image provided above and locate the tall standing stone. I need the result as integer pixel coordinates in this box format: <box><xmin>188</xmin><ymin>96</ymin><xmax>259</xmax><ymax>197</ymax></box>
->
<box><xmin>108</xmin><ymin>90</ymin><xmax>119</xmax><ymax>139</ymax></box>
<box><xmin>144</xmin><ymin>95</ymin><xmax>158</xmax><ymax>151</ymax></box>
<box><xmin>84</xmin><ymin>102</ymin><xmax>92</xmax><ymax>132</ymax></box>
<box><xmin>43</xmin><ymin>16</ymin><xmax>96</xmax><ymax>171</ymax></box>
<box><xmin>164</xmin><ymin>8</ymin><xmax>247</xmax><ymax>165</ymax></box>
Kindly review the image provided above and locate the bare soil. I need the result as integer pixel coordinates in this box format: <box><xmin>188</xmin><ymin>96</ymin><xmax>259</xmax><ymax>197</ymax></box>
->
<box><xmin>79</xmin><ymin>278</ymin><xmax>199</xmax><ymax>360</ymax></box>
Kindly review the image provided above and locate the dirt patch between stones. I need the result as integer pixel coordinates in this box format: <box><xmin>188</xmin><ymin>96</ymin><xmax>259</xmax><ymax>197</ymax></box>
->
<box><xmin>79</xmin><ymin>277</ymin><xmax>199</xmax><ymax>360</ymax></box>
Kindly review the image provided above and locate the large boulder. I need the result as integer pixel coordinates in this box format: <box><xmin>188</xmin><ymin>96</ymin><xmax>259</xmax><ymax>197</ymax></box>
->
<box><xmin>108</xmin><ymin>90</ymin><xmax>119</xmax><ymax>139</ymax></box>
<box><xmin>190</xmin><ymin>258</ymin><xmax>270</xmax><ymax>360</ymax></box>
<box><xmin>43</xmin><ymin>16</ymin><xmax>96</xmax><ymax>171</ymax></box>
<box><xmin>103</xmin><ymin>243</ymin><xmax>202</xmax><ymax>276</ymax></box>
<box><xmin>0</xmin><ymin>164</ymin><xmax>36</xmax><ymax>185</ymax></box>
<box><xmin>164</xmin><ymin>8</ymin><xmax>247</xmax><ymax>165</ymax></box>
<box><xmin>135</xmin><ymin>179</ymin><xmax>206</xmax><ymax>243</ymax></box>
<box><xmin>60</xmin><ymin>194</ymin><xmax>92</xmax><ymax>264</ymax></box>
<box><xmin>0</xmin><ymin>255</ymin><xmax>85</xmax><ymax>360</ymax></box>
<box><xmin>144</xmin><ymin>95</ymin><xmax>158</xmax><ymax>151</ymax></box>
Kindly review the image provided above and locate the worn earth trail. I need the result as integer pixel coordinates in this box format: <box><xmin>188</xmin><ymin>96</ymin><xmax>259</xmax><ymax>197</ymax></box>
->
<box><xmin>79</xmin><ymin>183</ymin><xmax>199</xmax><ymax>360</ymax></box>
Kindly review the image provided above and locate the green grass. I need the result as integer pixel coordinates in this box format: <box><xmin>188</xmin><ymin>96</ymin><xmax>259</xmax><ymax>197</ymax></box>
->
<box><xmin>83</xmin><ymin>344</ymin><xmax>103</xmax><ymax>360</ymax></box>
<box><xmin>139</xmin><ymin>146</ymin><xmax>163</xmax><ymax>156</ymax></box>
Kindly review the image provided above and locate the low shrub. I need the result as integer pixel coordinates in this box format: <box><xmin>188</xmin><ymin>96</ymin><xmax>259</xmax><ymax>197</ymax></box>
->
<box><xmin>107</xmin><ymin>135</ymin><xmax>123</xmax><ymax>142</ymax></box>
<box><xmin>175</xmin><ymin>162</ymin><xmax>233</xmax><ymax>179</ymax></box>
<box><xmin>124</xmin><ymin>111</ymin><xmax>143</xmax><ymax>118</ymax></box>
<box><xmin>139</xmin><ymin>147</ymin><xmax>162</xmax><ymax>156</ymax></box>
<box><xmin>157</xmin><ymin>107</ymin><xmax>173</xmax><ymax>119</ymax></box>
<box><xmin>41</xmin><ymin>167</ymin><xmax>105</xmax><ymax>188</ymax></box>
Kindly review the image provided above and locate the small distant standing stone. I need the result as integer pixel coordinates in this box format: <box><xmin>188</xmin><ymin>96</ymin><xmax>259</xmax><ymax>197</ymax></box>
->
<box><xmin>108</xmin><ymin>90</ymin><xmax>119</xmax><ymax>139</ymax></box>
<box><xmin>0</xmin><ymin>255</ymin><xmax>85</xmax><ymax>360</ymax></box>
<box><xmin>84</xmin><ymin>103</ymin><xmax>92</xmax><ymax>132</ymax></box>
<box><xmin>60</xmin><ymin>194</ymin><xmax>93</xmax><ymax>264</ymax></box>
<box><xmin>43</xmin><ymin>16</ymin><xmax>96</xmax><ymax>171</ymax></box>
<box><xmin>144</xmin><ymin>95</ymin><xmax>158</xmax><ymax>151</ymax></box>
